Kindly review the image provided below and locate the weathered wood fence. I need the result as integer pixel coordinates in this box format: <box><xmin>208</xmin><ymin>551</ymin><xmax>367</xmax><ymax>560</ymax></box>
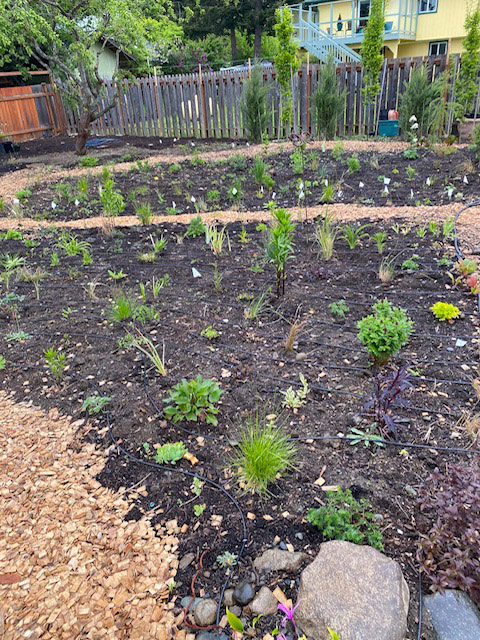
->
<box><xmin>0</xmin><ymin>81</ymin><xmax>67</xmax><ymax>142</ymax></box>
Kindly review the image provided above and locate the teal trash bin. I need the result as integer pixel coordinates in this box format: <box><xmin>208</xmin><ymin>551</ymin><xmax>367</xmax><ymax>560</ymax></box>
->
<box><xmin>378</xmin><ymin>120</ymin><xmax>399</xmax><ymax>137</ymax></box>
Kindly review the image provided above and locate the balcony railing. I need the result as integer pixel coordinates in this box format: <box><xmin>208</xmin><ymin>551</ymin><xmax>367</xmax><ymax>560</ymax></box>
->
<box><xmin>288</xmin><ymin>1</ymin><xmax>418</xmax><ymax>45</ymax></box>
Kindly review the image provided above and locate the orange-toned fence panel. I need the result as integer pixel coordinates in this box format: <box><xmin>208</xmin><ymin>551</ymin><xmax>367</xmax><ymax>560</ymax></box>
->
<box><xmin>0</xmin><ymin>84</ymin><xmax>66</xmax><ymax>142</ymax></box>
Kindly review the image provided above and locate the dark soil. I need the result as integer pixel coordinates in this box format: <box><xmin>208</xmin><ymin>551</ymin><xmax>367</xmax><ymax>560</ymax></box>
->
<box><xmin>1</xmin><ymin>218</ymin><xmax>478</xmax><ymax>640</ymax></box>
<box><xmin>15</xmin><ymin>146</ymin><xmax>480</xmax><ymax>221</ymax></box>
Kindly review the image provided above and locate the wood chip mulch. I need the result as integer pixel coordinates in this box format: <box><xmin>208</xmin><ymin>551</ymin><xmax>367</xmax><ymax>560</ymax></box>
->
<box><xmin>0</xmin><ymin>391</ymin><xmax>183</xmax><ymax>640</ymax></box>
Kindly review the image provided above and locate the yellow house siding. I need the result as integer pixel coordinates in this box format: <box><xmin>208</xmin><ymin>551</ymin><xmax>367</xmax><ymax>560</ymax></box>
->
<box><xmin>415</xmin><ymin>0</ymin><xmax>467</xmax><ymax>42</ymax></box>
<box><xmin>397</xmin><ymin>37</ymin><xmax>463</xmax><ymax>58</ymax></box>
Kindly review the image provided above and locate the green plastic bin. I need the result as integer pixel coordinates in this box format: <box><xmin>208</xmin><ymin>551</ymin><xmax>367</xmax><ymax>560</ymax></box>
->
<box><xmin>378</xmin><ymin>120</ymin><xmax>399</xmax><ymax>137</ymax></box>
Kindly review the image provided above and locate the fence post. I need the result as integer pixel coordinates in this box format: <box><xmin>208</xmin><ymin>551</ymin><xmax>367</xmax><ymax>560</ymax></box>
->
<box><xmin>41</xmin><ymin>83</ymin><xmax>57</xmax><ymax>135</ymax></box>
<box><xmin>198</xmin><ymin>64</ymin><xmax>208</xmax><ymax>137</ymax></box>
<box><xmin>116</xmin><ymin>81</ymin><xmax>127</xmax><ymax>135</ymax></box>
<box><xmin>306</xmin><ymin>52</ymin><xmax>311</xmax><ymax>134</ymax></box>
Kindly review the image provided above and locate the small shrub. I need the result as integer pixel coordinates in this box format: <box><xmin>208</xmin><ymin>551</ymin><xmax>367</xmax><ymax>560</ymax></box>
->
<box><xmin>417</xmin><ymin>462</ymin><xmax>480</xmax><ymax>605</ymax></box>
<box><xmin>241</xmin><ymin>66</ymin><xmax>268</xmax><ymax>143</ymax></box>
<box><xmin>266</xmin><ymin>205</ymin><xmax>296</xmax><ymax>295</ymax></box>
<box><xmin>231</xmin><ymin>410</ymin><xmax>296</xmax><ymax>495</ymax></box>
<box><xmin>307</xmin><ymin>488</ymin><xmax>383</xmax><ymax>549</ymax></box>
<box><xmin>347</xmin><ymin>154</ymin><xmax>360</xmax><ymax>173</ymax></box>
<box><xmin>44</xmin><ymin>347</ymin><xmax>66</xmax><ymax>381</ymax></box>
<box><xmin>430</xmin><ymin>302</ymin><xmax>461</xmax><ymax>322</ymax></box>
<box><xmin>163</xmin><ymin>374</ymin><xmax>223</xmax><ymax>426</ymax></box>
<box><xmin>100</xmin><ymin>179</ymin><xmax>125</xmax><ymax>216</ymax></box>
<box><xmin>362</xmin><ymin>367</ymin><xmax>412</xmax><ymax>440</ymax></box>
<box><xmin>168</xmin><ymin>163</ymin><xmax>181</xmax><ymax>173</ymax></box>
<box><xmin>357</xmin><ymin>299</ymin><xmax>413</xmax><ymax>365</ymax></box>
<box><xmin>312</xmin><ymin>53</ymin><xmax>344</xmax><ymax>139</ymax></box>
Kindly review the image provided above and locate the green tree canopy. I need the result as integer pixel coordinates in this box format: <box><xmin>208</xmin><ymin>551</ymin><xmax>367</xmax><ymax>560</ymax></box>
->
<box><xmin>360</xmin><ymin>0</ymin><xmax>385</xmax><ymax>105</ymax></box>
<box><xmin>0</xmin><ymin>0</ymin><xmax>181</xmax><ymax>153</ymax></box>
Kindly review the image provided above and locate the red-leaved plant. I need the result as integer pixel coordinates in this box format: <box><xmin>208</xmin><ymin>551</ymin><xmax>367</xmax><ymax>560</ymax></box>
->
<box><xmin>416</xmin><ymin>462</ymin><xmax>480</xmax><ymax>605</ymax></box>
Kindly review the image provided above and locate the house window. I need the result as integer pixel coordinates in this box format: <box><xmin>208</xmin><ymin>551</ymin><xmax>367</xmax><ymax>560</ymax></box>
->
<box><xmin>429</xmin><ymin>40</ymin><xmax>448</xmax><ymax>56</ymax></box>
<box><xmin>359</xmin><ymin>0</ymin><xmax>371</xmax><ymax>19</ymax></box>
<box><xmin>419</xmin><ymin>0</ymin><xmax>438</xmax><ymax>14</ymax></box>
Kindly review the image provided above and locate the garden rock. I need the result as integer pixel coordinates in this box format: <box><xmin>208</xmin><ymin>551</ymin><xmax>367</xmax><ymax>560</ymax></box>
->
<box><xmin>248</xmin><ymin>586</ymin><xmax>278</xmax><ymax>616</ymax></box>
<box><xmin>423</xmin><ymin>590</ymin><xmax>480</xmax><ymax>640</ymax></box>
<box><xmin>181</xmin><ymin>596</ymin><xmax>203</xmax><ymax>612</ymax></box>
<box><xmin>196</xmin><ymin>633</ymin><xmax>228</xmax><ymax>640</ymax></box>
<box><xmin>295</xmin><ymin>540</ymin><xmax>409</xmax><ymax>640</ymax></box>
<box><xmin>233</xmin><ymin>580</ymin><xmax>255</xmax><ymax>605</ymax></box>
<box><xmin>194</xmin><ymin>598</ymin><xmax>217</xmax><ymax>626</ymax></box>
<box><xmin>253</xmin><ymin>548</ymin><xmax>307</xmax><ymax>573</ymax></box>
<box><xmin>179</xmin><ymin>552</ymin><xmax>195</xmax><ymax>570</ymax></box>
<box><xmin>223</xmin><ymin>588</ymin><xmax>234</xmax><ymax>606</ymax></box>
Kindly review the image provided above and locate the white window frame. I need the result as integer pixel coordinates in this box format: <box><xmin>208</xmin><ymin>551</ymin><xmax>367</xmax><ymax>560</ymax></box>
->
<box><xmin>429</xmin><ymin>40</ymin><xmax>448</xmax><ymax>56</ymax></box>
<box><xmin>419</xmin><ymin>0</ymin><xmax>438</xmax><ymax>14</ymax></box>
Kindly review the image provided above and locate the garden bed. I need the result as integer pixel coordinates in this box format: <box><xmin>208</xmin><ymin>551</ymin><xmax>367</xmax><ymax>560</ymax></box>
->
<box><xmin>12</xmin><ymin>145</ymin><xmax>479</xmax><ymax>222</ymax></box>
<box><xmin>1</xmin><ymin>216</ymin><xmax>479</xmax><ymax>639</ymax></box>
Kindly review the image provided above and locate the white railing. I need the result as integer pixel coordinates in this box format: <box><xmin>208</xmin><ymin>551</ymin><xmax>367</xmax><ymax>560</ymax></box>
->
<box><xmin>296</xmin><ymin>17</ymin><xmax>361</xmax><ymax>63</ymax></box>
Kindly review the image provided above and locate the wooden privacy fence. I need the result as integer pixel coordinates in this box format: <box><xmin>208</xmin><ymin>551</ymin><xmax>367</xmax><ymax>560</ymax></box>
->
<box><xmin>0</xmin><ymin>82</ymin><xmax>67</xmax><ymax>142</ymax></box>
<box><xmin>62</xmin><ymin>54</ymin><xmax>465</xmax><ymax>140</ymax></box>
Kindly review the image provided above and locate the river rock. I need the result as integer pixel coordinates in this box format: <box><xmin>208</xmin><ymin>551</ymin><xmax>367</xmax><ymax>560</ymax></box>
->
<box><xmin>423</xmin><ymin>590</ymin><xmax>480</xmax><ymax>640</ymax></box>
<box><xmin>194</xmin><ymin>598</ymin><xmax>217</xmax><ymax>626</ymax></box>
<box><xmin>179</xmin><ymin>552</ymin><xmax>195</xmax><ymax>570</ymax></box>
<box><xmin>223</xmin><ymin>588</ymin><xmax>234</xmax><ymax>606</ymax></box>
<box><xmin>253</xmin><ymin>548</ymin><xmax>307</xmax><ymax>573</ymax></box>
<box><xmin>248</xmin><ymin>586</ymin><xmax>278</xmax><ymax>616</ymax></box>
<box><xmin>295</xmin><ymin>540</ymin><xmax>409</xmax><ymax>640</ymax></box>
<box><xmin>233</xmin><ymin>581</ymin><xmax>255</xmax><ymax>606</ymax></box>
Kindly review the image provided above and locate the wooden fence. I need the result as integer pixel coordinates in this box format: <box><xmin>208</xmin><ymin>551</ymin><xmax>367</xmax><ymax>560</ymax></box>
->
<box><xmin>0</xmin><ymin>81</ymin><xmax>67</xmax><ymax>142</ymax></box>
<box><xmin>60</xmin><ymin>54</ymin><xmax>468</xmax><ymax>140</ymax></box>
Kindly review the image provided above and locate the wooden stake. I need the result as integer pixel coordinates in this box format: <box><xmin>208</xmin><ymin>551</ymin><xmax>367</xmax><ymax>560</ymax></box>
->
<box><xmin>199</xmin><ymin>64</ymin><xmax>208</xmax><ymax>137</ymax></box>
<box><xmin>306</xmin><ymin>52</ymin><xmax>311</xmax><ymax>133</ymax></box>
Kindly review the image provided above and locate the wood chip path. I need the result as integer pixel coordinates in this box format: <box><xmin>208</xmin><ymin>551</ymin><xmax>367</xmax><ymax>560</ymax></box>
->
<box><xmin>0</xmin><ymin>392</ymin><xmax>183</xmax><ymax>640</ymax></box>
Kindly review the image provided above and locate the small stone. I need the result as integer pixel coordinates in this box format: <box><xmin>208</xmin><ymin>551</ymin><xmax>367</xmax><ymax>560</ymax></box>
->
<box><xmin>278</xmin><ymin>541</ymin><xmax>287</xmax><ymax>550</ymax></box>
<box><xmin>194</xmin><ymin>599</ymin><xmax>217</xmax><ymax>627</ymax></box>
<box><xmin>229</xmin><ymin>605</ymin><xmax>242</xmax><ymax>617</ymax></box>
<box><xmin>253</xmin><ymin>548</ymin><xmax>307</xmax><ymax>573</ymax></box>
<box><xmin>423</xmin><ymin>590</ymin><xmax>480</xmax><ymax>640</ymax></box>
<box><xmin>233</xmin><ymin>581</ymin><xmax>255</xmax><ymax>606</ymax></box>
<box><xmin>295</xmin><ymin>532</ymin><xmax>304</xmax><ymax>541</ymax></box>
<box><xmin>179</xmin><ymin>552</ymin><xmax>195</xmax><ymax>571</ymax></box>
<box><xmin>181</xmin><ymin>596</ymin><xmax>202</xmax><ymax>612</ymax></box>
<box><xmin>249</xmin><ymin>586</ymin><xmax>278</xmax><ymax>616</ymax></box>
<box><xmin>196</xmin><ymin>633</ymin><xmax>228</xmax><ymax>640</ymax></box>
<box><xmin>223</xmin><ymin>589</ymin><xmax>234</xmax><ymax>606</ymax></box>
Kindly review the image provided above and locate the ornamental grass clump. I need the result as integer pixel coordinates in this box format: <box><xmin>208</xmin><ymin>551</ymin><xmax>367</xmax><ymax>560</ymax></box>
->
<box><xmin>357</xmin><ymin>299</ymin><xmax>413</xmax><ymax>365</ymax></box>
<box><xmin>232</xmin><ymin>409</ymin><xmax>296</xmax><ymax>496</ymax></box>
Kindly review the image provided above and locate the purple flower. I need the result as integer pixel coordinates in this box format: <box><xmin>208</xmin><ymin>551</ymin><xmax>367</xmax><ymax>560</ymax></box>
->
<box><xmin>278</xmin><ymin>602</ymin><xmax>300</xmax><ymax>632</ymax></box>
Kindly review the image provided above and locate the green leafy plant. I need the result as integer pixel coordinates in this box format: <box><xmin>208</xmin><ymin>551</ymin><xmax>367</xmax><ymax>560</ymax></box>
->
<box><xmin>347</xmin><ymin>154</ymin><xmax>360</xmax><ymax>173</ymax></box>
<box><xmin>360</xmin><ymin>0</ymin><xmax>385</xmax><ymax>109</ymax></box>
<box><xmin>430</xmin><ymin>302</ymin><xmax>461</xmax><ymax>322</ymax></box>
<box><xmin>307</xmin><ymin>488</ymin><xmax>383</xmax><ymax>549</ymax></box>
<box><xmin>44</xmin><ymin>347</ymin><xmax>66</xmax><ymax>381</ymax></box>
<box><xmin>79</xmin><ymin>156</ymin><xmax>98</xmax><ymax>167</ymax></box>
<box><xmin>281</xmin><ymin>374</ymin><xmax>309</xmax><ymax>409</ymax></box>
<box><xmin>100</xmin><ymin>179</ymin><xmax>125</xmax><ymax>216</ymax></box>
<box><xmin>82</xmin><ymin>395</ymin><xmax>111</xmax><ymax>414</ymax></box>
<box><xmin>56</xmin><ymin>232</ymin><xmax>90</xmax><ymax>256</ymax></box>
<box><xmin>108</xmin><ymin>269</ymin><xmax>127</xmax><ymax>281</ymax></box>
<box><xmin>357</xmin><ymin>299</ymin><xmax>413</xmax><ymax>365</ymax></box>
<box><xmin>5</xmin><ymin>330</ymin><xmax>31</xmax><ymax>342</ymax></box>
<box><xmin>455</xmin><ymin>2</ymin><xmax>480</xmax><ymax>121</ymax></box>
<box><xmin>401</xmin><ymin>256</ymin><xmax>419</xmax><ymax>271</ymax></box>
<box><xmin>163</xmin><ymin>375</ymin><xmax>223</xmax><ymax>426</ymax></box>
<box><xmin>154</xmin><ymin>441</ymin><xmax>187</xmax><ymax>465</ymax></box>
<box><xmin>266</xmin><ymin>205</ymin><xmax>296</xmax><ymax>295</ymax></box>
<box><xmin>231</xmin><ymin>409</ymin><xmax>296</xmax><ymax>495</ymax></box>
<box><xmin>217</xmin><ymin>551</ymin><xmax>238</xmax><ymax>574</ymax></box>
<box><xmin>185</xmin><ymin>216</ymin><xmax>206</xmax><ymax>238</ymax></box>
<box><xmin>0</xmin><ymin>354</ymin><xmax>6</xmax><ymax>370</ymax></box>
<box><xmin>372</xmin><ymin>231</ymin><xmax>387</xmax><ymax>254</ymax></box>
<box><xmin>128</xmin><ymin>331</ymin><xmax>166</xmax><ymax>376</ymax></box>
<box><xmin>201</xmin><ymin>326</ymin><xmax>219</xmax><ymax>340</ymax></box>
<box><xmin>406</xmin><ymin>165</ymin><xmax>416</xmax><ymax>180</ymax></box>
<box><xmin>226</xmin><ymin>608</ymin><xmax>244</xmax><ymax>634</ymax></box>
<box><xmin>321</xmin><ymin>181</ymin><xmax>335</xmax><ymax>203</ymax></box>
<box><xmin>329</xmin><ymin>300</ymin><xmax>350</xmax><ymax>318</ymax></box>
<box><xmin>342</xmin><ymin>224</ymin><xmax>368</xmax><ymax>249</ymax></box>
<box><xmin>109</xmin><ymin>291</ymin><xmax>136</xmax><ymax>323</ymax></box>
<box><xmin>135</xmin><ymin>201</ymin><xmax>153</xmax><ymax>226</ymax></box>
<box><xmin>274</xmin><ymin>6</ymin><xmax>299</xmax><ymax>123</ymax></box>
<box><xmin>314</xmin><ymin>211</ymin><xmax>337</xmax><ymax>260</ymax></box>
<box><xmin>241</xmin><ymin>65</ymin><xmax>268</xmax><ymax>142</ymax></box>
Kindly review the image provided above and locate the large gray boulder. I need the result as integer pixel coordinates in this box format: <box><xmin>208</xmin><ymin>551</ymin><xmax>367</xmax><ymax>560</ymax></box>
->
<box><xmin>295</xmin><ymin>540</ymin><xmax>409</xmax><ymax>640</ymax></box>
<box><xmin>423</xmin><ymin>590</ymin><xmax>480</xmax><ymax>640</ymax></box>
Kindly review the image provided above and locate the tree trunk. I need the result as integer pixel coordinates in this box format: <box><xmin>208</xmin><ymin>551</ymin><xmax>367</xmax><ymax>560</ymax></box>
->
<box><xmin>253</xmin><ymin>0</ymin><xmax>262</xmax><ymax>59</ymax></box>
<box><xmin>230</xmin><ymin>27</ymin><xmax>238</xmax><ymax>63</ymax></box>
<box><xmin>75</xmin><ymin>111</ymin><xmax>92</xmax><ymax>156</ymax></box>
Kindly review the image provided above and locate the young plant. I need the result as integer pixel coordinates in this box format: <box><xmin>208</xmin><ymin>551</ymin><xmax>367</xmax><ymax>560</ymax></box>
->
<box><xmin>99</xmin><ymin>179</ymin><xmax>125</xmax><ymax>216</ymax></box>
<box><xmin>372</xmin><ymin>231</ymin><xmax>387</xmax><ymax>254</ymax></box>
<box><xmin>82</xmin><ymin>395</ymin><xmax>111</xmax><ymax>414</ymax></box>
<box><xmin>401</xmin><ymin>256</ymin><xmax>419</xmax><ymax>271</ymax></box>
<box><xmin>312</xmin><ymin>53</ymin><xmax>344</xmax><ymax>139</ymax></box>
<box><xmin>108</xmin><ymin>269</ymin><xmax>127</xmax><ymax>281</ymax></box>
<box><xmin>357</xmin><ymin>299</ymin><xmax>413</xmax><ymax>365</ymax></box>
<box><xmin>329</xmin><ymin>300</ymin><xmax>349</xmax><ymax>319</ymax></box>
<box><xmin>430</xmin><ymin>302</ymin><xmax>461</xmax><ymax>322</ymax></box>
<box><xmin>163</xmin><ymin>375</ymin><xmax>223</xmax><ymax>426</ymax></box>
<box><xmin>307</xmin><ymin>488</ymin><xmax>383</xmax><ymax>550</ymax></box>
<box><xmin>284</xmin><ymin>319</ymin><xmax>306</xmax><ymax>351</ymax></box>
<box><xmin>281</xmin><ymin>374</ymin><xmax>309</xmax><ymax>409</ymax></box>
<box><xmin>135</xmin><ymin>201</ymin><xmax>153</xmax><ymax>226</ymax></box>
<box><xmin>361</xmin><ymin>367</ymin><xmax>412</xmax><ymax>440</ymax></box>
<box><xmin>378</xmin><ymin>258</ymin><xmax>395</xmax><ymax>283</ymax></box>
<box><xmin>246</xmin><ymin>289</ymin><xmax>271</xmax><ymax>320</ymax></box>
<box><xmin>347</xmin><ymin>154</ymin><xmax>360</xmax><ymax>173</ymax></box>
<box><xmin>79</xmin><ymin>156</ymin><xmax>98</xmax><ymax>167</ymax></box>
<box><xmin>406</xmin><ymin>165</ymin><xmax>416</xmax><ymax>180</ymax></box>
<box><xmin>205</xmin><ymin>224</ymin><xmax>229</xmax><ymax>256</ymax></box>
<box><xmin>154</xmin><ymin>441</ymin><xmax>187</xmax><ymax>465</ymax></box>
<box><xmin>231</xmin><ymin>409</ymin><xmax>296</xmax><ymax>495</ymax></box>
<box><xmin>109</xmin><ymin>291</ymin><xmax>136</xmax><ymax>323</ymax></box>
<box><xmin>314</xmin><ymin>211</ymin><xmax>337</xmax><ymax>260</ymax></box>
<box><xmin>342</xmin><ymin>224</ymin><xmax>368</xmax><ymax>249</ymax></box>
<box><xmin>185</xmin><ymin>216</ymin><xmax>206</xmax><ymax>238</ymax></box>
<box><xmin>18</xmin><ymin>267</ymin><xmax>47</xmax><ymax>300</ymax></box>
<box><xmin>201</xmin><ymin>326</ymin><xmax>219</xmax><ymax>340</ymax></box>
<box><xmin>44</xmin><ymin>347</ymin><xmax>66</xmax><ymax>381</ymax></box>
<box><xmin>321</xmin><ymin>181</ymin><xmax>335</xmax><ymax>203</ymax></box>
<box><xmin>266</xmin><ymin>205</ymin><xmax>296</xmax><ymax>295</ymax></box>
<box><xmin>129</xmin><ymin>331</ymin><xmax>166</xmax><ymax>376</ymax></box>
<box><xmin>56</xmin><ymin>232</ymin><xmax>90</xmax><ymax>256</ymax></box>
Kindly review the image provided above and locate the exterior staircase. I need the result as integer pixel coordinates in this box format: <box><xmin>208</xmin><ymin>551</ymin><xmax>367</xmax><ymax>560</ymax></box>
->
<box><xmin>295</xmin><ymin>17</ymin><xmax>361</xmax><ymax>64</ymax></box>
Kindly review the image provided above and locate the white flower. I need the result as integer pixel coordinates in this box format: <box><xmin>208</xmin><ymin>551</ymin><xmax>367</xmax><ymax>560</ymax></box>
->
<box><xmin>190</xmin><ymin>142</ymin><xmax>195</xmax><ymax>147</ymax></box>
<box><xmin>190</xmin><ymin>196</ymin><xmax>196</xmax><ymax>203</ymax></box>
<box><xmin>359</xmin><ymin>181</ymin><xmax>364</xmax><ymax>188</ymax></box>
<box><xmin>411</xmin><ymin>122</ymin><xmax>419</xmax><ymax>130</ymax></box>
<box><xmin>74</xmin><ymin>199</ymin><xmax>80</xmax><ymax>206</ymax></box>
<box><xmin>51</xmin><ymin>201</ymin><xmax>57</xmax><ymax>209</ymax></box>
<box><xmin>231</xmin><ymin>187</ymin><xmax>237</xmax><ymax>196</ymax></box>
<box><xmin>409</xmin><ymin>115</ymin><xmax>417</xmax><ymax>122</ymax></box>
<box><xmin>172</xmin><ymin>201</ymin><xmax>176</xmax><ymax>208</ymax></box>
